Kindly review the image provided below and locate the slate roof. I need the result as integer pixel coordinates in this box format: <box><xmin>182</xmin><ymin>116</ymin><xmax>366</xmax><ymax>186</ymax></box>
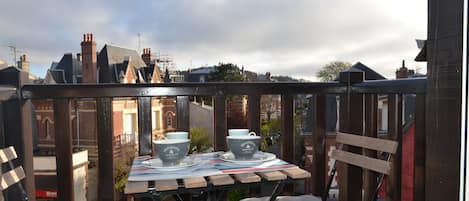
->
<box><xmin>139</xmin><ymin>63</ymin><xmax>163</xmax><ymax>83</ymax></box>
<box><xmin>335</xmin><ymin>62</ymin><xmax>386</xmax><ymax>81</ymax></box>
<box><xmin>49</xmin><ymin>54</ymin><xmax>81</xmax><ymax>83</ymax></box>
<box><xmin>98</xmin><ymin>44</ymin><xmax>148</xmax><ymax>83</ymax></box>
<box><xmin>46</xmin><ymin>70</ymin><xmax>66</xmax><ymax>83</ymax></box>
<box><xmin>190</xmin><ymin>67</ymin><xmax>216</xmax><ymax>74</ymax></box>
<box><xmin>46</xmin><ymin>44</ymin><xmax>163</xmax><ymax>84</ymax></box>
<box><xmin>415</xmin><ymin>40</ymin><xmax>427</xmax><ymax>62</ymax></box>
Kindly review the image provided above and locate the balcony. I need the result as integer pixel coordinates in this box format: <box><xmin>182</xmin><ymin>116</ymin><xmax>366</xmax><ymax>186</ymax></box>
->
<box><xmin>0</xmin><ymin>1</ymin><xmax>466</xmax><ymax>200</ymax></box>
<box><xmin>0</xmin><ymin>67</ymin><xmax>432</xmax><ymax>201</ymax></box>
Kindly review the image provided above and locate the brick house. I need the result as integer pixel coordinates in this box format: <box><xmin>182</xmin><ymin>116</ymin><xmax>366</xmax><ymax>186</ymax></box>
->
<box><xmin>35</xmin><ymin>34</ymin><xmax>176</xmax><ymax>160</ymax></box>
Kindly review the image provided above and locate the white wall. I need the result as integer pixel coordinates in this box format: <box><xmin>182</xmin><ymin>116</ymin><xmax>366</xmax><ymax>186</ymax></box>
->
<box><xmin>189</xmin><ymin>102</ymin><xmax>214</xmax><ymax>140</ymax></box>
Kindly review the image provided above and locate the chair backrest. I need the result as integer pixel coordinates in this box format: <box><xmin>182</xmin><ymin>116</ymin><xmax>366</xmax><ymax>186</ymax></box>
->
<box><xmin>0</xmin><ymin>146</ymin><xmax>26</xmax><ymax>191</ymax></box>
<box><xmin>330</xmin><ymin>132</ymin><xmax>399</xmax><ymax>175</ymax></box>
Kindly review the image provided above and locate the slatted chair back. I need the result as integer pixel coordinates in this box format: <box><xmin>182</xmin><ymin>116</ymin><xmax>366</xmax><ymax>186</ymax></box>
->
<box><xmin>0</xmin><ymin>146</ymin><xmax>28</xmax><ymax>201</ymax></box>
<box><xmin>323</xmin><ymin>132</ymin><xmax>399</xmax><ymax>201</ymax></box>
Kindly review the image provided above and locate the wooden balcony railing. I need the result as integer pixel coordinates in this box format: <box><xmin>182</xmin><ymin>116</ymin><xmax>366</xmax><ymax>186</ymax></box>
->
<box><xmin>0</xmin><ymin>69</ymin><xmax>426</xmax><ymax>201</ymax></box>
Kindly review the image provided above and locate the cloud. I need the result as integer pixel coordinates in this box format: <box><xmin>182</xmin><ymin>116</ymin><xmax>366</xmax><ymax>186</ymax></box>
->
<box><xmin>0</xmin><ymin>0</ymin><xmax>427</xmax><ymax>80</ymax></box>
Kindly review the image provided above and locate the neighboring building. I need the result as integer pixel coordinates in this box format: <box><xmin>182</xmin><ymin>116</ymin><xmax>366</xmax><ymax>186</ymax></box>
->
<box><xmin>257</xmin><ymin>72</ymin><xmax>281</xmax><ymax>121</ymax></box>
<box><xmin>168</xmin><ymin>70</ymin><xmax>186</xmax><ymax>82</ymax></box>
<box><xmin>187</xmin><ymin>66</ymin><xmax>216</xmax><ymax>82</ymax></box>
<box><xmin>34</xmin><ymin>33</ymin><xmax>176</xmax><ymax>160</ymax></box>
<box><xmin>189</xmin><ymin>102</ymin><xmax>214</xmax><ymax>140</ymax></box>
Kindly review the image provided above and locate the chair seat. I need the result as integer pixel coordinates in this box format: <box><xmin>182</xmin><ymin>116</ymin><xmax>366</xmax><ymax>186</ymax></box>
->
<box><xmin>241</xmin><ymin>195</ymin><xmax>322</xmax><ymax>201</ymax></box>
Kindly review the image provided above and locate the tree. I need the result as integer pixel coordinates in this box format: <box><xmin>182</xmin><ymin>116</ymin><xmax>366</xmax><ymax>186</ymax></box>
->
<box><xmin>316</xmin><ymin>61</ymin><xmax>352</xmax><ymax>82</ymax></box>
<box><xmin>205</xmin><ymin>63</ymin><xmax>249</xmax><ymax>128</ymax></box>
<box><xmin>208</xmin><ymin>63</ymin><xmax>246</xmax><ymax>82</ymax></box>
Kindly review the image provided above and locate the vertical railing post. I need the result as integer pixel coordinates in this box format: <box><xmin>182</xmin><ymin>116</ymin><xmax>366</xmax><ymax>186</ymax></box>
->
<box><xmin>248</xmin><ymin>94</ymin><xmax>261</xmax><ymax>135</ymax></box>
<box><xmin>310</xmin><ymin>94</ymin><xmax>326</xmax><ymax>196</ymax></box>
<box><xmin>0</xmin><ymin>68</ymin><xmax>36</xmax><ymax>201</ymax></box>
<box><xmin>426</xmin><ymin>0</ymin><xmax>463</xmax><ymax>200</ymax></box>
<box><xmin>0</xmin><ymin>102</ymin><xmax>4</xmax><ymax>148</ymax></box>
<box><xmin>414</xmin><ymin>94</ymin><xmax>425</xmax><ymax>201</ymax></box>
<box><xmin>177</xmin><ymin>96</ymin><xmax>190</xmax><ymax>131</ymax></box>
<box><xmin>213</xmin><ymin>95</ymin><xmax>227</xmax><ymax>151</ymax></box>
<box><xmin>138</xmin><ymin>97</ymin><xmax>152</xmax><ymax>155</ymax></box>
<box><xmin>386</xmin><ymin>94</ymin><xmax>403</xmax><ymax>201</ymax></box>
<box><xmin>338</xmin><ymin>70</ymin><xmax>364</xmax><ymax>201</ymax></box>
<box><xmin>363</xmin><ymin>94</ymin><xmax>378</xmax><ymax>200</ymax></box>
<box><xmin>19</xmin><ymin>99</ymin><xmax>36</xmax><ymax>201</ymax></box>
<box><xmin>54</xmin><ymin>99</ymin><xmax>74</xmax><ymax>201</ymax></box>
<box><xmin>97</xmin><ymin>98</ymin><xmax>115</xmax><ymax>201</ymax></box>
<box><xmin>281</xmin><ymin>94</ymin><xmax>295</xmax><ymax>163</ymax></box>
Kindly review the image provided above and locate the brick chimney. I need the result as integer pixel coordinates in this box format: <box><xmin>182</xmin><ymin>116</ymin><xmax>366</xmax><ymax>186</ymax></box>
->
<box><xmin>141</xmin><ymin>48</ymin><xmax>151</xmax><ymax>66</ymax></box>
<box><xmin>396</xmin><ymin>60</ymin><xmax>409</xmax><ymax>79</ymax></box>
<box><xmin>81</xmin><ymin>33</ymin><xmax>97</xmax><ymax>83</ymax></box>
<box><xmin>17</xmin><ymin>54</ymin><xmax>30</xmax><ymax>72</ymax></box>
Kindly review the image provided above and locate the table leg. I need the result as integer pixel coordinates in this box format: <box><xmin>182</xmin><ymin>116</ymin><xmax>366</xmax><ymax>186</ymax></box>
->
<box><xmin>191</xmin><ymin>191</ymin><xmax>205</xmax><ymax>201</ymax></box>
<box><xmin>269</xmin><ymin>181</ymin><xmax>285</xmax><ymax>201</ymax></box>
<box><xmin>207</xmin><ymin>190</ymin><xmax>226</xmax><ymax>201</ymax></box>
<box><xmin>172</xmin><ymin>194</ymin><xmax>185</xmax><ymax>201</ymax></box>
<box><xmin>149</xmin><ymin>191</ymin><xmax>162</xmax><ymax>201</ymax></box>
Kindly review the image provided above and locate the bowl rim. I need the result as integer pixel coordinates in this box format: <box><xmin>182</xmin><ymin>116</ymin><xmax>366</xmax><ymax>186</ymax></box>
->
<box><xmin>165</xmin><ymin>131</ymin><xmax>189</xmax><ymax>135</ymax></box>
<box><xmin>228</xmin><ymin>129</ymin><xmax>251</xmax><ymax>134</ymax></box>
<box><xmin>153</xmin><ymin>139</ymin><xmax>190</xmax><ymax>144</ymax></box>
<box><xmin>227</xmin><ymin>135</ymin><xmax>261</xmax><ymax>139</ymax></box>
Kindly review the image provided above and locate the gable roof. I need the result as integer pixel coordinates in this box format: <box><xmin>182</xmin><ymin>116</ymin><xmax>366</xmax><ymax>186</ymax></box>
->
<box><xmin>47</xmin><ymin>44</ymin><xmax>160</xmax><ymax>84</ymax></box>
<box><xmin>98</xmin><ymin>44</ymin><xmax>148</xmax><ymax>83</ymax></box>
<box><xmin>44</xmin><ymin>70</ymin><xmax>60</xmax><ymax>84</ymax></box>
<box><xmin>415</xmin><ymin>40</ymin><xmax>427</xmax><ymax>62</ymax></box>
<box><xmin>51</xmin><ymin>53</ymin><xmax>81</xmax><ymax>83</ymax></box>
<box><xmin>335</xmin><ymin>62</ymin><xmax>386</xmax><ymax>81</ymax></box>
<box><xmin>99</xmin><ymin>45</ymin><xmax>146</xmax><ymax>67</ymax></box>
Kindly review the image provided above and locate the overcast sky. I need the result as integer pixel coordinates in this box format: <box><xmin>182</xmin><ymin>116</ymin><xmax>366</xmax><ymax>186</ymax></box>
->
<box><xmin>0</xmin><ymin>0</ymin><xmax>427</xmax><ymax>81</ymax></box>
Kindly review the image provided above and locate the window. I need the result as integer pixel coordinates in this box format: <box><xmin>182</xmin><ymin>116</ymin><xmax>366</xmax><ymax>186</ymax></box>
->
<box><xmin>45</xmin><ymin>119</ymin><xmax>51</xmax><ymax>140</ymax></box>
<box><xmin>152</xmin><ymin>111</ymin><xmax>161</xmax><ymax>130</ymax></box>
<box><xmin>166</xmin><ymin>114</ymin><xmax>173</xmax><ymax>129</ymax></box>
<box><xmin>124</xmin><ymin>113</ymin><xmax>137</xmax><ymax>135</ymax></box>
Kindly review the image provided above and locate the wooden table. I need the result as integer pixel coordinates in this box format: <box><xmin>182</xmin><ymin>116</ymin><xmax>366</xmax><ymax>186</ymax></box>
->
<box><xmin>124</xmin><ymin>154</ymin><xmax>311</xmax><ymax>201</ymax></box>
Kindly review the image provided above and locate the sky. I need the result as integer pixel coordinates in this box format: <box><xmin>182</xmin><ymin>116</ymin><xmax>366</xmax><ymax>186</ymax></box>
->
<box><xmin>0</xmin><ymin>0</ymin><xmax>427</xmax><ymax>81</ymax></box>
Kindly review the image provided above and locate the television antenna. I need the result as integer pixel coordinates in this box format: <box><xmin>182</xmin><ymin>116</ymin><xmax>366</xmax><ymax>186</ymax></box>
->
<box><xmin>8</xmin><ymin>46</ymin><xmax>17</xmax><ymax>65</ymax></box>
<box><xmin>7</xmin><ymin>45</ymin><xmax>25</xmax><ymax>66</ymax></box>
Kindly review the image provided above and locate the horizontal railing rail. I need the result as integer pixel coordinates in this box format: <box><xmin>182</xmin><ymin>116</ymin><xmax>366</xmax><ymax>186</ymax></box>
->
<box><xmin>350</xmin><ymin>77</ymin><xmax>427</xmax><ymax>94</ymax></box>
<box><xmin>21</xmin><ymin>79</ymin><xmax>425</xmax><ymax>99</ymax></box>
<box><xmin>22</xmin><ymin>82</ymin><xmax>347</xmax><ymax>99</ymax></box>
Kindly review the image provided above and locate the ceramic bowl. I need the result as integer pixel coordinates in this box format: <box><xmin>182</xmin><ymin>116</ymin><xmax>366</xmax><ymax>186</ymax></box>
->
<box><xmin>153</xmin><ymin>139</ymin><xmax>190</xmax><ymax>166</ymax></box>
<box><xmin>165</xmin><ymin>131</ymin><xmax>189</xmax><ymax>139</ymax></box>
<box><xmin>227</xmin><ymin>135</ymin><xmax>261</xmax><ymax>160</ymax></box>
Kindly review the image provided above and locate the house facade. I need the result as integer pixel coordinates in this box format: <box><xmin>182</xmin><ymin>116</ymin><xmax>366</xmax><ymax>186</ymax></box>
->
<box><xmin>34</xmin><ymin>34</ymin><xmax>177</xmax><ymax>160</ymax></box>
